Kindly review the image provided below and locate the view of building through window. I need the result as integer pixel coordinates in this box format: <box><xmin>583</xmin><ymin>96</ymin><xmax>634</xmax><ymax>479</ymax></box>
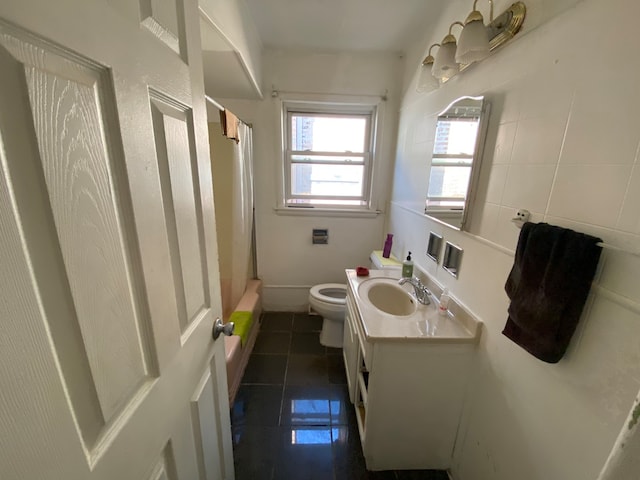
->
<box><xmin>288</xmin><ymin>112</ymin><xmax>370</xmax><ymax>206</ymax></box>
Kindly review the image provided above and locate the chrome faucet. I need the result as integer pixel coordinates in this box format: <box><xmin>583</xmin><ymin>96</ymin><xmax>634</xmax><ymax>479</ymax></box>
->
<box><xmin>398</xmin><ymin>276</ymin><xmax>432</xmax><ymax>305</ymax></box>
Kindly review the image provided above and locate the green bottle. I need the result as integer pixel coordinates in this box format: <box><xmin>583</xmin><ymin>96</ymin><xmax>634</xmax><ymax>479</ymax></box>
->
<box><xmin>402</xmin><ymin>251</ymin><xmax>414</xmax><ymax>278</ymax></box>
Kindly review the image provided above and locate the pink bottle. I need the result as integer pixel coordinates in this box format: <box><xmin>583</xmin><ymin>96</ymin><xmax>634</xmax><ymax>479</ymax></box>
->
<box><xmin>382</xmin><ymin>234</ymin><xmax>393</xmax><ymax>258</ymax></box>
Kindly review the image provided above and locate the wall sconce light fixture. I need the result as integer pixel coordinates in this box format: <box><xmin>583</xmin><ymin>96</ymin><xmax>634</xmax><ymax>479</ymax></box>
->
<box><xmin>416</xmin><ymin>1</ymin><xmax>526</xmax><ymax>93</ymax></box>
<box><xmin>456</xmin><ymin>0</ymin><xmax>493</xmax><ymax>64</ymax></box>
<box><xmin>416</xmin><ymin>44</ymin><xmax>440</xmax><ymax>93</ymax></box>
<box><xmin>432</xmin><ymin>22</ymin><xmax>464</xmax><ymax>81</ymax></box>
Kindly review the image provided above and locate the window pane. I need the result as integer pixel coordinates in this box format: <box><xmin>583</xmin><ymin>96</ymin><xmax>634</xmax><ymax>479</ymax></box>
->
<box><xmin>291</xmin><ymin>154</ymin><xmax>364</xmax><ymax>164</ymax></box>
<box><xmin>431</xmin><ymin>156</ymin><xmax>473</xmax><ymax>165</ymax></box>
<box><xmin>426</xmin><ymin>198</ymin><xmax>465</xmax><ymax>210</ymax></box>
<box><xmin>427</xmin><ymin>165</ymin><xmax>471</xmax><ymax>199</ymax></box>
<box><xmin>291</xmin><ymin>164</ymin><xmax>363</xmax><ymax>197</ymax></box>
<box><xmin>433</xmin><ymin>119</ymin><xmax>479</xmax><ymax>155</ymax></box>
<box><xmin>291</xmin><ymin>114</ymin><xmax>367</xmax><ymax>153</ymax></box>
<box><xmin>286</xmin><ymin>198</ymin><xmax>366</xmax><ymax>206</ymax></box>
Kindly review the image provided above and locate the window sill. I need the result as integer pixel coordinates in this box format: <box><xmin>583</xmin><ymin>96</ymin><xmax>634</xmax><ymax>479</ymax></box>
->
<box><xmin>425</xmin><ymin>209</ymin><xmax>464</xmax><ymax>216</ymax></box>
<box><xmin>274</xmin><ymin>206</ymin><xmax>381</xmax><ymax>218</ymax></box>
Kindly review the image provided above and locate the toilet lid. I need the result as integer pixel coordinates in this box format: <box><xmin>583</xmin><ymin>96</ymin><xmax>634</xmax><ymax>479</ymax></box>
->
<box><xmin>310</xmin><ymin>283</ymin><xmax>347</xmax><ymax>305</ymax></box>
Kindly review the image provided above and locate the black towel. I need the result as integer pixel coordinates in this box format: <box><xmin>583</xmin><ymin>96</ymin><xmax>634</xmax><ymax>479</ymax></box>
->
<box><xmin>503</xmin><ymin>222</ymin><xmax>602</xmax><ymax>363</ymax></box>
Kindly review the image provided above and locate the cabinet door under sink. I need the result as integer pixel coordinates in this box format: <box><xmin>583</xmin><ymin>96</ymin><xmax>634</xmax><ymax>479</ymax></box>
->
<box><xmin>343</xmin><ymin>293</ymin><xmax>359</xmax><ymax>403</ymax></box>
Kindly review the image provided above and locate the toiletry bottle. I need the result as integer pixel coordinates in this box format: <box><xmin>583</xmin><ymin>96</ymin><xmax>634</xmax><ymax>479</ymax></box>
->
<box><xmin>402</xmin><ymin>251</ymin><xmax>413</xmax><ymax>278</ymax></box>
<box><xmin>438</xmin><ymin>288</ymin><xmax>450</xmax><ymax>316</ymax></box>
<box><xmin>382</xmin><ymin>234</ymin><xmax>393</xmax><ymax>258</ymax></box>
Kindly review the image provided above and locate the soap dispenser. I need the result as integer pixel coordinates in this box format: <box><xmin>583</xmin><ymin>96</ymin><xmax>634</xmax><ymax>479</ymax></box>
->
<box><xmin>402</xmin><ymin>251</ymin><xmax>413</xmax><ymax>278</ymax></box>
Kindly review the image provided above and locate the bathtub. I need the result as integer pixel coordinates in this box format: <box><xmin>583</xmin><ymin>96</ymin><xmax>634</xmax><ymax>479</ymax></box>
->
<box><xmin>224</xmin><ymin>278</ymin><xmax>262</xmax><ymax>405</ymax></box>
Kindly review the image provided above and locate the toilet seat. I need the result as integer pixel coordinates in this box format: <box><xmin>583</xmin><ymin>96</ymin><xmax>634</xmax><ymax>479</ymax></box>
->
<box><xmin>309</xmin><ymin>283</ymin><xmax>347</xmax><ymax>305</ymax></box>
<box><xmin>309</xmin><ymin>283</ymin><xmax>347</xmax><ymax>347</ymax></box>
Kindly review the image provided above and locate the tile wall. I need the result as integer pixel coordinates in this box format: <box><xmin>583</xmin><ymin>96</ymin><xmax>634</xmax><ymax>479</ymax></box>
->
<box><xmin>388</xmin><ymin>1</ymin><xmax>640</xmax><ymax>479</ymax></box>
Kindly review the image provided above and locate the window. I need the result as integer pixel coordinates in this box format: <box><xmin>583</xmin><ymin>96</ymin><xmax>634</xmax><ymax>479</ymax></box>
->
<box><xmin>283</xmin><ymin>102</ymin><xmax>376</xmax><ymax>209</ymax></box>
<box><xmin>426</xmin><ymin>114</ymin><xmax>480</xmax><ymax>212</ymax></box>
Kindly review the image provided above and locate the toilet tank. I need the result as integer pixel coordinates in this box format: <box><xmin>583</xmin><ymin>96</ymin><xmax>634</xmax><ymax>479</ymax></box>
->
<box><xmin>369</xmin><ymin>250</ymin><xmax>402</xmax><ymax>277</ymax></box>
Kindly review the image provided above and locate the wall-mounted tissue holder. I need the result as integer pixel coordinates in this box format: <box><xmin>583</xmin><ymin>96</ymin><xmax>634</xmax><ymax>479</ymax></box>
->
<box><xmin>511</xmin><ymin>209</ymin><xmax>530</xmax><ymax>229</ymax></box>
<box><xmin>443</xmin><ymin>242</ymin><xmax>463</xmax><ymax>278</ymax></box>
<box><xmin>427</xmin><ymin>232</ymin><xmax>443</xmax><ymax>263</ymax></box>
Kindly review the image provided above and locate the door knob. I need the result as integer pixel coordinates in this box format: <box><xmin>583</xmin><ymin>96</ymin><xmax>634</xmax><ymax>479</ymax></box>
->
<box><xmin>212</xmin><ymin>317</ymin><xmax>234</xmax><ymax>340</ymax></box>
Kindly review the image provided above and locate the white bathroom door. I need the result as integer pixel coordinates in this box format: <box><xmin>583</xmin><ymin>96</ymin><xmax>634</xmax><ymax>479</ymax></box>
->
<box><xmin>0</xmin><ymin>0</ymin><xmax>233</xmax><ymax>479</ymax></box>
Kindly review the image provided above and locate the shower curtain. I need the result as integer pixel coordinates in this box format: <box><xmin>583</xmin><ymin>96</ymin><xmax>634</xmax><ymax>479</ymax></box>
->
<box><xmin>210</xmin><ymin>109</ymin><xmax>255</xmax><ymax>320</ymax></box>
<box><xmin>228</xmin><ymin>122</ymin><xmax>254</xmax><ymax>314</ymax></box>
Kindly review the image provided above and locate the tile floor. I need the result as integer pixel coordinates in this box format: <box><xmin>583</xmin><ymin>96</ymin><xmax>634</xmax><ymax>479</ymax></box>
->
<box><xmin>230</xmin><ymin>312</ymin><xmax>449</xmax><ymax>480</ymax></box>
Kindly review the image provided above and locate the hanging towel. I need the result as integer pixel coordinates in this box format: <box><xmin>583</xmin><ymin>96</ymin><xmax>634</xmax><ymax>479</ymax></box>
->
<box><xmin>229</xmin><ymin>311</ymin><xmax>253</xmax><ymax>346</ymax></box>
<box><xmin>503</xmin><ymin>222</ymin><xmax>602</xmax><ymax>363</ymax></box>
<box><xmin>219</xmin><ymin>109</ymin><xmax>240</xmax><ymax>143</ymax></box>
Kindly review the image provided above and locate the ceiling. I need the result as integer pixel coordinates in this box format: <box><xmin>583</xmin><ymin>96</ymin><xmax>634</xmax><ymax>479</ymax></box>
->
<box><xmin>244</xmin><ymin>0</ymin><xmax>446</xmax><ymax>52</ymax></box>
<box><xmin>199</xmin><ymin>0</ymin><xmax>448</xmax><ymax>100</ymax></box>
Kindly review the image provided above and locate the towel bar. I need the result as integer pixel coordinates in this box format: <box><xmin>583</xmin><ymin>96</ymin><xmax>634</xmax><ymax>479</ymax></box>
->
<box><xmin>511</xmin><ymin>218</ymin><xmax>640</xmax><ymax>258</ymax></box>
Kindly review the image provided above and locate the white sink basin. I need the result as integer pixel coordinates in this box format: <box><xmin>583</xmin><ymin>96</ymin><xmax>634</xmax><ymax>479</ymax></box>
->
<box><xmin>358</xmin><ymin>278</ymin><xmax>417</xmax><ymax>317</ymax></box>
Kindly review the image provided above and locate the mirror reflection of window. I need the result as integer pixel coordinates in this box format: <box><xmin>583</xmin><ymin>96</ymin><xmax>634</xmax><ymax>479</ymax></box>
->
<box><xmin>425</xmin><ymin>96</ymin><xmax>489</xmax><ymax>230</ymax></box>
<box><xmin>428</xmin><ymin>116</ymin><xmax>479</xmax><ymax>210</ymax></box>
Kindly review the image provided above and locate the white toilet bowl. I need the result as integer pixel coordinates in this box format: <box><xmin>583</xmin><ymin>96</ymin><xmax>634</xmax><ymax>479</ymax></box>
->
<box><xmin>309</xmin><ymin>283</ymin><xmax>347</xmax><ymax>348</ymax></box>
<box><xmin>309</xmin><ymin>251</ymin><xmax>401</xmax><ymax>349</ymax></box>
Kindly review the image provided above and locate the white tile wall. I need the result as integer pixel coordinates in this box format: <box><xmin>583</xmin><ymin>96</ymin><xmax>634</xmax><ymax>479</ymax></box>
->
<box><xmin>468</xmin><ymin>202</ymin><xmax>499</xmax><ymax>241</ymax></box>
<box><xmin>517</xmin><ymin>69</ymin><xmax>574</xmax><ymax>121</ymax></box>
<box><xmin>389</xmin><ymin>0</ymin><xmax>640</xmax><ymax>479</ymax></box>
<box><xmin>510</xmin><ymin>115</ymin><xmax>567</xmax><ymax>164</ymax></box>
<box><xmin>617</xmin><ymin>163</ymin><xmax>640</xmax><ymax>234</ymax></box>
<box><xmin>501</xmin><ymin>164</ymin><xmax>556</xmax><ymax>212</ymax></box>
<box><xmin>484</xmin><ymin>164</ymin><xmax>509</xmax><ymax>205</ymax></box>
<box><xmin>598</xmin><ymin>250</ymin><xmax>640</xmax><ymax>305</ymax></box>
<box><xmin>561</xmin><ymin>76</ymin><xmax>640</xmax><ymax>166</ymax></box>
<box><xmin>497</xmin><ymin>88</ymin><xmax>522</xmax><ymax>124</ymax></box>
<box><xmin>547</xmin><ymin>164</ymin><xmax>632</xmax><ymax>228</ymax></box>
<box><xmin>494</xmin><ymin>206</ymin><xmax>522</xmax><ymax>247</ymax></box>
<box><xmin>491</xmin><ymin>121</ymin><xmax>517</xmax><ymax>165</ymax></box>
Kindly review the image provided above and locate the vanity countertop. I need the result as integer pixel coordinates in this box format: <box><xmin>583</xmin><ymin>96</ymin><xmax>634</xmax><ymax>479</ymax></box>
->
<box><xmin>346</xmin><ymin>269</ymin><xmax>482</xmax><ymax>343</ymax></box>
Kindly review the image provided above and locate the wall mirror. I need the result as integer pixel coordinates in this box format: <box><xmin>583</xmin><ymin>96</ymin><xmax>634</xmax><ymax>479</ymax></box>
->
<box><xmin>425</xmin><ymin>96</ymin><xmax>490</xmax><ymax>230</ymax></box>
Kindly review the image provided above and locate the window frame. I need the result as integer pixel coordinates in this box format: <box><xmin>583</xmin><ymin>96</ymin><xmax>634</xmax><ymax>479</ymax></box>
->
<box><xmin>426</xmin><ymin>154</ymin><xmax>474</xmax><ymax>211</ymax></box>
<box><xmin>281</xmin><ymin>101</ymin><xmax>378</xmax><ymax>211</ymax></box>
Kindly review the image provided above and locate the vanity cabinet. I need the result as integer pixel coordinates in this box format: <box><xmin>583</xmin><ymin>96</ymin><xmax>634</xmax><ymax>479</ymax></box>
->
<box><xmin>343</xmin><ymin>291</ymin><xmax>359</xmax><ymax>403</ymax></box>
<box><xmin>343</xmin><ymin>279</ymin><xmax>478</xmax><ymax>471</ymax></box>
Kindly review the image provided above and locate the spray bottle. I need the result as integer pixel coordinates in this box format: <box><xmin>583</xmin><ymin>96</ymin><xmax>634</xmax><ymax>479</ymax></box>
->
<box><xmin>438</xmin><ymin>288</ymin><xmax>450</xmax><ymax>316</ymax></box>
<box><xmin>382</xmin><ymin>234</ymin><xmax>393</xmax><ymax>258</ymax></box>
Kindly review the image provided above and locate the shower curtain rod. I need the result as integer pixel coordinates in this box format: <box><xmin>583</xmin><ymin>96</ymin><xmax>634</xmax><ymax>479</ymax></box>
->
<box><xmin>270</xmin><ymin>88</ymin><xmax>388</xmax><ymax>101</ymax></box>
<box><xmin>205</xmin><ymin>95</ymin><xmax>253</xmax><ymax>128</ymax></box>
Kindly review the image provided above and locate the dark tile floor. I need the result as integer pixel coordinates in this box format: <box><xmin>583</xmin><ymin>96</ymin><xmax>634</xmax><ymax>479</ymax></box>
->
<box><xmin>231</xmin><ymin>312</ymin><xmax>450</xmax><ymax>480</ymax></box>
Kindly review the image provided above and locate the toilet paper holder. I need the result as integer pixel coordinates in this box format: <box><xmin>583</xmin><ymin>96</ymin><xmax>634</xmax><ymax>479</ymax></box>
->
<box><xmin>312</xmin><ymin>228</ymin><xmax>328</xmax><ymax>244</ymax></box>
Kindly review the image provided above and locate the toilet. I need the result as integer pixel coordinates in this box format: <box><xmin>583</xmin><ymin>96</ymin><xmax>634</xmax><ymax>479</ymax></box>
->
<box><xmin>310</xmin><ymin>283</ymin><xmax>348</xmax><ymax>348</ymax></box>
<box><xmin>309</xmin><ymin>251</ymin><xmax>402</xmax><ymax>348</ymax></box>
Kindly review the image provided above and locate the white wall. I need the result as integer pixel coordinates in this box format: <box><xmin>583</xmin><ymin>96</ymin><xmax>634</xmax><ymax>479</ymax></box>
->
<box><xmin>390</xmin><ymin>0</ymin><xmax>640</xmax><ymax>479</ymax></box>
<box><xmin>220</xmin><ymin>49</ymin><xmax>404</xmax><ymax>310</ymax></box>
<box><xmin>199</xmin><ymin>0</ymin><xmax>262</xmax><ymax>94</ymax></box>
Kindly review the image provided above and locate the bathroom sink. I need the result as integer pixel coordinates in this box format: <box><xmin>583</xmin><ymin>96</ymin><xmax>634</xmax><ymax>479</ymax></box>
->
<box><xmin>358</xmin><ymin>278</ymin><xmax>417</xmax><ymax>317</ymax></box>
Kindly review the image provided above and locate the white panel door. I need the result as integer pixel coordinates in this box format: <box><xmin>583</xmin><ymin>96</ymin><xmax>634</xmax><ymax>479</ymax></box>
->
<box><xmin>0</xmin><ymin>0</ymin><xmax>233</xmax><ymax>479</ymax></box>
